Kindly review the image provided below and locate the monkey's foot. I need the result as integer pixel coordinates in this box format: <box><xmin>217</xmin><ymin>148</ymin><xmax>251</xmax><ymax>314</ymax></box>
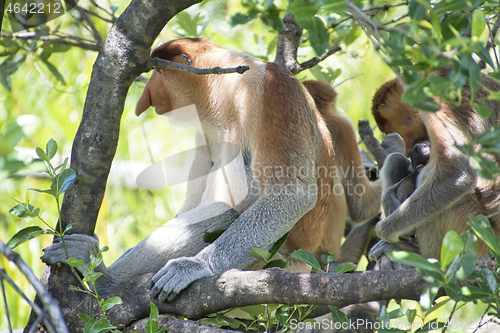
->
<box><xmin>149</xmin><ymin>256</ymin><xmax>213</xmax><ymax>302</ymax></box>
<box><xmin>41</xmin><ymin>234</ymin><xmax>100</xmax><ymax>271</ymax></box>
<box><xmin>368</xmin><ymin>239</ymin><xmax>419</xmax><ymax>262</ymax></box>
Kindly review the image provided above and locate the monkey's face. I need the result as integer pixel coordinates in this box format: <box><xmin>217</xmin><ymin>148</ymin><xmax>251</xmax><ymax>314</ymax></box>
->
<box><xmin>372</xmin><ymin>80</ymin><xmax>429</xmax><ymax>156</ymax></box>
<box><xmin>136</xmin><ymin>38</ymin><xmax>218</xmax><ymax>117</ymax></box>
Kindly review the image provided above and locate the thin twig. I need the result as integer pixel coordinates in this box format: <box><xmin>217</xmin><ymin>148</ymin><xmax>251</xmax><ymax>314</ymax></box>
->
<box><xmin>0</xmin><ymin>241</ymin><xmax>69</xmax><ymax>333</ymax></box>
<box><xmin>486</xmin><ymin>16</ymin><xmax>500</xmax><ymax>69</ymax></box>
<box><xmin>0</xmin><ymin>276</ymin><xmax>13</xmax><ymax>333</ymax></box>
<box><xmin>76</xmin><ymin>6</ymin><xmax>115</xmax><ymax>24</ymax></box>
<box><xmin>1</xmin><ymin>32</ymin><xmax>99</xmax><ymax>51</ymax></box>
<box><xmin>297</xmin><ymin>46</ymin><xmax>342</xmax><ymax>73</ymax></box>
<box><xmin>334</xmin><ymin>73</ymin><xmax>363</xmax><ymax>88</ymax></box>
<box><xmin>363</xmin><ymin>2</ymin><xmax>409</xmax><ymax>12</ymax></box>
<box><xmin>149</xmin><ymin>57</ymin><xmax>250</xmax><ymax>75</ymax></box>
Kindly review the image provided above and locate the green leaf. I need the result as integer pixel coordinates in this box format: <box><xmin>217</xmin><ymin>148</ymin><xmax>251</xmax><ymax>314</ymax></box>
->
<box><xmin>406</xmin><ymin>308</ymin><xmax>417</xmax><ymax>324</ymax></box>
<box><xmin>307</xmin><ymin>16</ymin><xmax>329</xmax><ymax>56</ymax></box>
<box><xmin>40</xmin><ymin>59</ymin><xmax>66</xmax><ymax>85</ymax></box>
<box><xmin>424</xmin><ymin>297</ymin><xmax>451</xmax><ymax>316</ymax></box>
<box><xmin>204</xmin><ymin>229</ymin><xmax>223</xmax><ymax>244</ymax></box>
<box><xmin>229</xmin><ymin>13</ymin><xmax>253</xmax><ymax>26</ymax></box>
<box><xmin>321</xmin><ymin>251</ymin><xmax>336</xmax><ymax>264</ymax></box>
<box><xmin>441</xmin><ymin>230</ymin><xmax>464</xmax><ymax>268</ymax></box>
<box><xmin>28</xmin><ymin>188</ymin><xmax>57</xmax><ymax>197</ymax></box>
<box><xmin>474</xmin><ymin>103</ymin><xmax>492</xmax><ymax>119</ymax></box>
<box><xmin>36</xmin><ymin>147</ymin><xmax>49</xmax><ymax>162</ymax></box>
<box><xmin>328</xmin><ymin>306</ymin><xmax>349</xmax><ymax>326</ymax></box>
<box><xmin>53</xmin><ymin>168</ymin><xmax>76</xmax><ymax>195</ymax></box>
<box><xmin>0</xmin><ymin>64</ymin><xmax>12</xmax><ymax>91</ymax></box>
<box><xmin>471</xmin><ymin>10</ymin><xmax>486</xmax><ymax>39</ymax></box>
<box><xmin>468</xmin><ymin>215</ymin><xmax>500</xmax><ymax>258</ymax></box>
<box><xmin>77</xmin><ymin>312</ymin><xmax>93</xmax><ymax>323</ymax></box>
<box><xmin>54</xmin><ymin>157</ymin><xmax>69</xmax><ymax>172</ymax></box>
<box><xmin>291</xmin><ymin>249</ymin><xmax>322</xmax><ymax>271</ymax></box>
<box><xmin>250</xmin><ymin>247</ymin><xmax>270</xmax><ymax>263</ymax></box>
<box><xmin>479</xmin><ymin>266</ymin><xmax>499</xmax><ymax>294</ymax></box>
<box><xmin>445</xmin><ymin>282</ymin><xmax>462</xmax><ymax>302</ymax></box>
<box><xmin>100</xmin><ymin>296</ymin><xmax>122</xmax><ymax>311</ymax></box>
<box><xmin>386</xmin><ymin>251</ymin><xmax>441</xmax><ymax>273</ymax></box>
<box><xmin>476</xmin><ymin>126</ymin><xmax>500</xmax><ymax>146</ymax></box>
<box><xmin>333</xmin><ymin>262</ymin><xmax>357</xmax><ymax>274</ymax></box>
<box><xmin>419</xmin><ymin>282</ymin><xmax>443</xmax><ymax>311</ymax></box>
<box><xmin>454</xmin><ymin>251</ymin><xmax>477</xmax><ymax>280</ymax></box>
<box><xmin>68</xmin><ymin>257</ymin><xmax>86</xmax><ymax>268</ymax></box>
<box><xmin>9</xmin><ymin>203</ymin><xmax>39</xmax><ymax>218</ymax></box>
<box><xmin>409</xmin><ymin>0</ymin><xmax>429</xmax><ymax>19</ymax></box>
<box><xmin>269</xmin><ymin>232</ymin><xmax>288</xmax><ymax>260</ymax></box>
<box><xmin>263</xmin><ymin>259</ymin><xmax>287</xmax><ymax>269</ymax></box>
<box><xmin>46</xmin><ymin>138</ymin><xmax>58</xmax><ymax>160</ymax></box>
<box><xmin>460</xmin><ymin>285</ymin><xmax>492</xmax><ymax>302</ymax></box>
<box><xmin>84</xmin><ymin>272</ymin><xmax>103</xmax><ymax>283</ymax></box>
<box><xmin>6</xmin><ymin>226</ymin><xmax>46</xmax><ymax>248</ymax></box>
<box><xmin>276</xmin><ymin>305</ymin><xmax>290</xmax><ymax>325</ymax></box>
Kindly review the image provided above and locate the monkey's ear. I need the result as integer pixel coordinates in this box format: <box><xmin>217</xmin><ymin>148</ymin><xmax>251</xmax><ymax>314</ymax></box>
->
<box><xmin>136</xmin><ymin>71</ymin><xmax>170</xmax><ymax>116</ymax></box>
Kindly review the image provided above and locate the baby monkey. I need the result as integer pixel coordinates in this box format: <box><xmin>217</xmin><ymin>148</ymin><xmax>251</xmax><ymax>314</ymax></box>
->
<box><xmin>369</xmin><ymin>140</ymin><xmax>431</xmax><ymax>260</ymax></box>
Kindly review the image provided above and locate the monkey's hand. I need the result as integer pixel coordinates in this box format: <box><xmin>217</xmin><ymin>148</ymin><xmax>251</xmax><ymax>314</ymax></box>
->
<box><xmin>149</xmin><ymin>257</ymin><xmax>213</xmax><ymax>302</ymax></box>
<box><xmin>374</xmin><ymin>218</ymin><xmax>403</xmax><ymax>244</ymax></box>
<box><xmin>41</xmin><ymin>234</ymin><xmax>100</xmax><ymax>275</ymax></box>
<box><xmin>368</xmin><ymin>239</ymin><xmax>419</xmax><ymax>262</ymax></box>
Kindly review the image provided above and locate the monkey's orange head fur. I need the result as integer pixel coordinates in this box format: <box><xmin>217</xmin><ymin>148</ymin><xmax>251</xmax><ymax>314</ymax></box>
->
<box><xmin>372</xmin><ymin>79</ymin><xmax>429</xmax><ymax>156</ymax></box>
<box><xmin>136</xmin><ymin>38</ymin><xmax>225</xmax><ymax>116</ymax></box>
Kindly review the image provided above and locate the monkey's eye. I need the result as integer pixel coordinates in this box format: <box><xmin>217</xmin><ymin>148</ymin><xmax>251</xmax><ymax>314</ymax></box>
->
<box><xmin>375</xmin><ymin>102</ymin><xmax>385</xmax><ymax>111</ymax></box>
<box><xmin>182</xmin><ymin>54</ymin><xmax>192</xmax><ymax>65</ymax></box>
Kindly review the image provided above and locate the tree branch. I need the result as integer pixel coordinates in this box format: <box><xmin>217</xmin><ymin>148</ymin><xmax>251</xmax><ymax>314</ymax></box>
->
<box><xmin>297</xmin><ymin>46</ymin><xmax>342</xmax><ymax>73</ymax></box>
<box><xmin>126</xmin><ymin>317</ymin><xmax>240</xmax><ymax>333</ymax></box>
<box><xmin>149</xmin><ymin>57</ymin><xmax>250</xmax><ymax>75</ymax></box>
<box><xmin>0</xmin><ymin>242</ymin><xmax>69</xmax><ymax>333</ymax></box>
<box><xmin>358</xmin><ymin>120</ymin><xmax>387</xmax><ymax>167</ymax></box>
<box><xmin>274</xmin><ymin>12</ymin><xmax>303</xmax><ymax>74</ymax></box>
<box><xmin>95</xmin><ymin>268</ymin><xmax>428</xmax><ymax>326</ymax></box>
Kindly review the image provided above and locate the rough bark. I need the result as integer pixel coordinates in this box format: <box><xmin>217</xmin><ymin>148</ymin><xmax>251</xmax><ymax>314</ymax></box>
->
<box><xmin>60</xmin><ymin>0</ymin><xmax>201</xmax><ymax>235</ymax></box>
<box><xmin>50</xmin><ymin>268</ymin><xmax>427</xmax><ymax>329</ymax></box>
<box><xmin>24</xmin><ymin>1</ymin><xmax>201</xmax><ymax>331</ymax></box>
<box><xmin>43</xmin><ymin>255</ymin><xmax>497</xmax><ymax>331</ymax></box>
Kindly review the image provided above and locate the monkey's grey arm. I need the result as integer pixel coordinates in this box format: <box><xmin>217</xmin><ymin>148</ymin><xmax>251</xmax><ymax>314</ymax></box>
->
<box><xmin>177</xmin><ymin>144</ymin><xmax>212</xmax><ymax>215</ymax></box>
<box><xmin>149</xmin><ymin>186</ymin><xmax>317</xmax><ymax>302</ymax></box>
<box><xmin>376</xmin><ymin>155</ymin><xmax>475</xmax><ymax>243</ymax></box>
<box><xmin>42</xmin><ymin>202</ymin><xmax>240</xmax><ymax>294</ymax></box>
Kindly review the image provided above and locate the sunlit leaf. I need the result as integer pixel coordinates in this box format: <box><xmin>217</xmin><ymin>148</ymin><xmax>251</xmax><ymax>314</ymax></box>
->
<box><xmin>6</xmin><ymin>226</ymin><xmax>46</xmax><ymax>248</ymax></box>
<box><xmin>291</xmin><ymin>249</ymin><xmax>322</xmax><ymax>271</ymax></box>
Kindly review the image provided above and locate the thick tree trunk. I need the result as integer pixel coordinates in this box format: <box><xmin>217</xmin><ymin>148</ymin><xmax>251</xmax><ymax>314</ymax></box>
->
<box><xmin>24</xmin><ymin>1</ymin><xmax>201</xmax><ymax>331</ymax></box>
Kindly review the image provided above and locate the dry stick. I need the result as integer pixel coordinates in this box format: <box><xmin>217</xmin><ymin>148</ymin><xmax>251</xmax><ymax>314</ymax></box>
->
<box><xmin>298</xmin><ymin>47</ymin><xmax>342</xmax><ymax>73</ymax></box>
<box><xmin>0</xmin><ymin>241</ymin><xmax>69</xmax><ymax>333</ymax></box>
<box><xmin>149</xmin><ymin>57</ymin><xmax>250</xmax><ymax>75</ymax></box>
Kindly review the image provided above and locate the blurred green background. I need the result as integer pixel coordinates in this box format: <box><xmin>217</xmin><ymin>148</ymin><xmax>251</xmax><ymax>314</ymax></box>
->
<box><xmin>0</xmin><ymin>0</ymin><xmax>437</xmax><ymax>329</ymax></box>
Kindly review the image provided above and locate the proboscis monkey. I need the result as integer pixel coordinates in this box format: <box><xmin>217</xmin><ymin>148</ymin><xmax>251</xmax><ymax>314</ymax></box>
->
<box><xmin>42</xmin><ymin>38</ymin><xmax>380</xmax><ymax>302</ymax></box>
<box><xmin>369</xmin><ymin>68</ymin><xmax>500</xmax><ymax>259</ymax></box>
<box><xmin>302</xmin><ymin>80</ymin><xmax>382</xmax><ymax>263</ymax></box>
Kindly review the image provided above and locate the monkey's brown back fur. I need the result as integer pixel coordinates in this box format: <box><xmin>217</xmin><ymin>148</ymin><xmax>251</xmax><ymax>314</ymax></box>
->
<box><xmin>303</xmin><ymin>80</ymin><xmax>381</xmax><ymax>263</ymax></box>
